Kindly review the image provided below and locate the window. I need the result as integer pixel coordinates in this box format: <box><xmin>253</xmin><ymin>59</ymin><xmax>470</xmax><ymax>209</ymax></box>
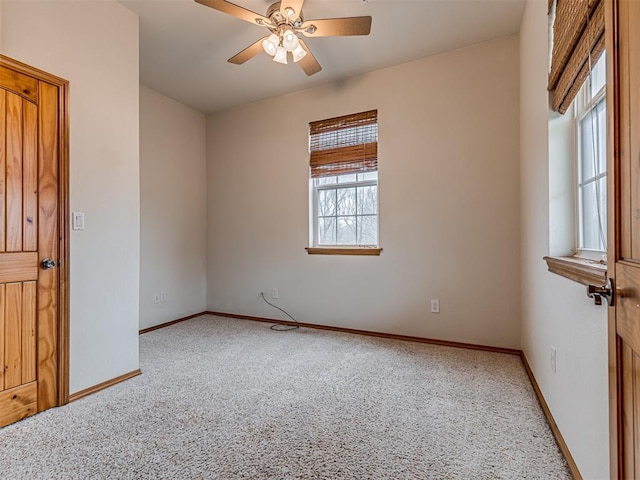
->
<box><xmin>544</xmin><ymin>2</ymin><xmax>608</xmax><ymax>285</ymax></box>
<box><xmin>308</xmin><ymin>110</ymin><xmax>380</xmax><ymax>253</ymax></box>
<box><xmin>545</xmin><ymin>54</ymin><xmax>607</xmax><ymax>287</ymax></box>
<box><xmin>576</xmin><ymin>54</ymin><xmax>606</xmax><ymax>256</ymax></box>
<box><xmin>314</xmin><ymin>172</ymin><xmax>378</xmax><ymax>245</ymax></box>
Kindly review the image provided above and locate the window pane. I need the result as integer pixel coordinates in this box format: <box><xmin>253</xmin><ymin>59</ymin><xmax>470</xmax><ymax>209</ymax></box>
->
<box><xmin>337</xmin><ymin>187</ymin><xmax>356</xmax><ymax>215</ymax></box>
<box><xmin>318</xmin><ymin>217</ymin><xmax>336</xmax><ymax>244</ymax></box>
<box><xmin>581</xmin><ymin>182</ymin><xmax>599</xmax><ymax>250</ymax></box>
<box><xmin>357</xmin><ymin>185</ymin><xmax>378</xmax><ymax>215</ymax></box>
<box><xmin>357</xmin><ymin>215</ymin><xmax>378</xmax><ymax>245</ymax></box>
<box><xmin>590</xmin><ymin>53</ymin><xmax>606</xmax><ymax>99</ymax></box>
<box><xmin>318</xmin><ymin>189</ymin><xmax>336</xmax><ymax>216</ymax></box>
<box><xmin>597</xmin><ymin>176</ymin><xmax>607</xmax><ymax>250</ymax></box>
<box><xmin>313</xmin><ymin>169</ymin><xmax>379</xmax><ymax>247</ymax></box>
<box><xmin>596</xmin><ymin>100</ymin><xmax>606</xmax><ymax>174</ymax></box>
<box><xmin>580</xmin><ymin>99</ymin><xmax>607</xmax><ymax>182</ymax></box>
<box><xmin>580</xmin><ymin>115</ymin><xmax>596</xmax><ymax>181</ymax></box>
<box><xmin>360</xmin><ymin>171</ymin><xmax>379</xmax><ymax>182</ymax></box>
<box><xmin>581</xmin><ymin>180</ymin><xmax>607</xmax><ymax>251</ymax></box>
<box><xmin>338</xmin><ymin>174</ymin><xmax>357</xmax><ymax>184</ymax></box>
<box><xmin>316</xmin><ymin>176</ymin><xmax>337</xmax><ymax>186</ymax></box>
<box><xmin>337</xmin><ymin>216</ymin><xmax>356</xmax><ymax>244</ymax></box>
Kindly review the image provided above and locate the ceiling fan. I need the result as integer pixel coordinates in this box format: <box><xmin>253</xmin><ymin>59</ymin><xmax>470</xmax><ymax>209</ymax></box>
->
<box><xmin>194</xmin><ymin>0</ymin><xmax>372</xmax><ymax>76</ymax></box>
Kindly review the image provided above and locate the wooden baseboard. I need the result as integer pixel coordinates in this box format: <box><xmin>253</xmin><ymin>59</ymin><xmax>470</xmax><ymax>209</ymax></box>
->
<box><xmin>139</xmin><ymin>312</ymin><xmax>207</xmax><ymax>335</ymax></box>
<box><xmin>68</xmin><ymin>369</ymin><xmax>142</xmax><ymax>403</ymax></box>
<box><xmin>204</xmin><ymin>311</ymin><xmax>522</xmax><ymax>356</ymax></box>
<box><xmin>521</xmin><ymin>353</ymin><xmax>582</xmax><ymax>480</ymax></box>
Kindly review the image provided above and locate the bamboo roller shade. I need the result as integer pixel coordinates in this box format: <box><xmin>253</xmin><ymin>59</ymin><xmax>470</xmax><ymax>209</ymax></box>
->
<box><xmin>548</xmin><ymin>0</ymin><xmax>605</xmax><ymax>114</ymax></box>
<box><xmin>309</xmin><ymin>110</ymin><xmax>378</xmax><ymax>178</ymax></box>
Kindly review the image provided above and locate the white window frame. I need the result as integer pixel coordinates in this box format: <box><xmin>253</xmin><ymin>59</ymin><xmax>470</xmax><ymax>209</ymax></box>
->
<box><xmin>574</xmin><ymin>55</ymin><xmax>607</xmax><ymax>260</ymax></box>
<box><xmin>311</xmin><ymin>173</ymin><xmax>379</xmax><ymax>248</ymax></box>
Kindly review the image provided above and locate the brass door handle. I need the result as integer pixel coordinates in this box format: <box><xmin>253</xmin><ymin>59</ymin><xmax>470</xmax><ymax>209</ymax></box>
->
<box><xmin>587</xmin><ymin>278</ymin><xmax>614</xmax><ymax>306</ymax></box>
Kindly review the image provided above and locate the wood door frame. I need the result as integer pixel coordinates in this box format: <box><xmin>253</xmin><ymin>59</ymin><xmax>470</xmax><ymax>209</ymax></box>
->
<box><xmin>0</xmin><ymin>54</ymin><xmax>70</xmax><ymax>407</ymax></box>
<box><xmin>606</xmin><ymin>0</ymin><xmax>623</xmax><ymax>477</ymax></box>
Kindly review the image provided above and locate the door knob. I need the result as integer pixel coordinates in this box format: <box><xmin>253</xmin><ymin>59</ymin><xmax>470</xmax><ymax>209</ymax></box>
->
<box><xmin>587</xmin><ymin>278</ymin><xmax>615</xmax><ymax>306</ymax></box>
<box><xmin>40</xmin><ymin>258</ymin><xmax>56</xmax><ymax>270</ymax></box>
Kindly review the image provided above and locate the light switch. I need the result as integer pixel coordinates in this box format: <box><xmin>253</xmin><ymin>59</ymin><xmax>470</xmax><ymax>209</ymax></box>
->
<box><xmin>72</xmin><ymin>212</ymin><xmax>85</xmax><ymax>231</ymax></box>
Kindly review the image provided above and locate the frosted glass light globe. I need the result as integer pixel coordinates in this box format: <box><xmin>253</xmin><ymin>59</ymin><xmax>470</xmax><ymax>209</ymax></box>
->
<box><xmin>273</xmin><ymin>46</ymin><xmax>288</xmax><ymax>64</ymax></box>
<box><xmin>282</xmin><ymin>29</ymin><xmax>299</xmax><ymax>52</ymax></box>
<box><xmin>292</xmin><ymin>44</ymin><xmax>307</xmax><ymax>63</ymax></box>
<box><xmin>262</xmin><ymin>33</ymin><xmax>279</xmax><ymax>56</ymax></box>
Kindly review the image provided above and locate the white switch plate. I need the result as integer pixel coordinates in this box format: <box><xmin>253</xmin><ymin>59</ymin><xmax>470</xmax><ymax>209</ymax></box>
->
<box><xmin>153</xmin><ymin>293</ymin><xmax>160</xmax><ymax>304</ymax></box>
<box><xmin>160</xmin><ymin>291</ymin><xmax>166</xmax><ymax>302</ymax></box>
<box><xmin>551</xmin><ymin>346</ymin><xmax>557</xmax><ymax>373</ymax></box>
<box><xmin>431</xmin><ymin>299</ymin><xmax>440</xmax><ymax>314</ymax></box>
<box><xmin>72</xmin><ymin>212</ymin><xmax>85</xmax><ymax>231</ymax></box>
<box><xmin>272</xmin><ymin>288</ymin><xmax>279</xmax><ymax>299</ymax></box>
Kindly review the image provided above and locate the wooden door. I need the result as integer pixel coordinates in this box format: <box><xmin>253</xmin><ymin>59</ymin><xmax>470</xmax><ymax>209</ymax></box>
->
<box><xmin>607</xmin><ymin>0</ymin><xmax>640</xmax><ymax>478</ymax></box>
<box><xmin>0</xmin><ymin>59</ymin><xmax>67</xmax><ymax>428</ymax></box>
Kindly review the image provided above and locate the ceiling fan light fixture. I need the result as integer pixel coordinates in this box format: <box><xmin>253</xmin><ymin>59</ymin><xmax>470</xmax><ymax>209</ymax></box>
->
<box><xmin>273</xmin><ymin>45</ymin><xmax>288</xmax><ymax>64</ymax></box>
<box><xmin>282</xmin><ymin>28</ymin><xmax>299</xmax><ymax>51</ymax></box>
<box><xmin>196</xmin><ymin>0</ymin><xmax>373</xmax><ymax>76</ymax></box>
<box><xmin>262</xmin><ymin>33</ymin><xmax>280</xmax><ymax>56</ymax></box>
<box><xmin>292</xmin><ymin>43</ymin><xmax>307</xmax><ymax>63</ymax></box>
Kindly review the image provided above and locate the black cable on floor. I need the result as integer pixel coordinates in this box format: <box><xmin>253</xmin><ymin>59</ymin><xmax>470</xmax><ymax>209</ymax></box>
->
<box><xmin>260</xmin><ymin>292</ymin><xmax>300</xmax><ymax>331</ymax></box>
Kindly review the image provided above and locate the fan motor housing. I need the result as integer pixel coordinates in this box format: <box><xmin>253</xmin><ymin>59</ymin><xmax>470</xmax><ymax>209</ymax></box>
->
<box><xmin>266</xmin><ymin>2</ymin><xmax>304</xmax><ymax>29</ymax></box>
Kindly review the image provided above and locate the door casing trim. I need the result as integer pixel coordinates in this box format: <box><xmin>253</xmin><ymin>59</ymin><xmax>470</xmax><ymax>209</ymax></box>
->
<box><xmin>605</xmin><ymin>0</ymin><xmax>622</xmax><ymax>477</ymax></box>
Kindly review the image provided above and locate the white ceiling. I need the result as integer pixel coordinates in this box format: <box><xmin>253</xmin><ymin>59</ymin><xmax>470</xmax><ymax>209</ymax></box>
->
<box><xmin>117</xmin><ymin>0</ymin><xmax>526</xmax><ymax>113</ymax></box>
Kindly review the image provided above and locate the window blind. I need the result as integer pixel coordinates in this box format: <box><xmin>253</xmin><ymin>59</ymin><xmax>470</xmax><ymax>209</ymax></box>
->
<box><xmin>548</xmin><ymin>0</ymin><xmax>605</xmax><ymax>114</ymax></box>
<box><xmin>309</xmin><ymin>110</ymin><xmax>378</xmax><ymax>178</ymax></box>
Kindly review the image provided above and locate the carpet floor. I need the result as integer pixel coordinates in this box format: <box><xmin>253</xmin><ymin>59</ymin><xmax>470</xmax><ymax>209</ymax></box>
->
<box><xmin>0</xmin><ymin>315</ymin><xmax>571</xmax><ymax>479</ymax></box>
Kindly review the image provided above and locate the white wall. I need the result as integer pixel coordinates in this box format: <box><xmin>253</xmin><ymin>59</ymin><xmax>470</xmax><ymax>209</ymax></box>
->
<box><xmin>519</xmin><ymin>1</ymin><xmax>609</xmax><ymax>478</ymax></box>
<box><xmin>139</xmin><ymin>86</ymin><xmax>207</xmax><ymax>330</ymax></box>
<box><xmin>1</xmin><ymin>0</ymin><xmax>140</xmax><ymax>394</ymax></box>
<box><xmin>207</xmin><ymin>36</ymin><xmax>522</xmax><ymax>349</ymax></box>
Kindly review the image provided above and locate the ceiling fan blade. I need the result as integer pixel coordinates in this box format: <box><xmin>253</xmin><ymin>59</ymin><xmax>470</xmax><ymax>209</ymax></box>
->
<box><xmin>299</xmin><ymin>17</ymin><xmax>372</xmax><ymax>37</ymax></box>
<box><xmin>280</xmin><ymin>0</ymin><xmax>305</xmax><ymax>21</ymax></box>
<box><xmin>228</xmin><ymin>37</ymin><xmax>268</xmax><ymax>65</ymax></box>
<box><xmin>297</xmin><ymin>39</ymin><xmax>322</xmax><ymax>76</ymax></box>
<box><xmin>195</xmin><ymin>0</ymin><xmax>271</xmax><ymax>27</ymax></box>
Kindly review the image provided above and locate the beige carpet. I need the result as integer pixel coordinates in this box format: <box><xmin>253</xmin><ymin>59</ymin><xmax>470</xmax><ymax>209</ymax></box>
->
<box><xmin>0</xmin><ymin>315</ymin><xmax>571</xmax><ymax>479</ymax></box>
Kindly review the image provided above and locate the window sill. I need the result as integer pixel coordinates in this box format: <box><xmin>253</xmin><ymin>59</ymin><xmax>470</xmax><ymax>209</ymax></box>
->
<box><xmin>543</xmin><ymin>256</ymin><xmax>607</xmax><ymax>286</ymax></box>
<box><xmin>306</xmin><ymin>247</ymin><xmax>383</xmax><ymax>256</ymax></box>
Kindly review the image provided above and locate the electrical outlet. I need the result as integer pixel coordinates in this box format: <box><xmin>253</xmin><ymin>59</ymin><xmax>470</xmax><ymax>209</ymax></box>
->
<box><xmin>160</xmin><ymin>291</ymin><xmax>166</xmax><ymax>302</ymax></box>
<box><xmin>272</xmin><ymin>288</ymin><xmax>279</xmax><ymax>299</ymax></box>
<box><xmin>430</xmin><ymin>299</ymin><xmax>440</xmax><ymax>314</ymax></box>
<box><xmin>153</xmin><ymin>293</ymin><xmax>160</xmax><ymax>304</ymax></box>
<box><xmin>551</xmin><ymin>346</ymin><xmax>557</xmax><ymax>373</ymax></box>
